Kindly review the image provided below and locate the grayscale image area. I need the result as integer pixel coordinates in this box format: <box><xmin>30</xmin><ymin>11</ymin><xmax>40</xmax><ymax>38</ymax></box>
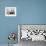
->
<box><xmin>18</xmin><ymin>25</ymin><xmax>46</xmax><ymax>46</ymax></box>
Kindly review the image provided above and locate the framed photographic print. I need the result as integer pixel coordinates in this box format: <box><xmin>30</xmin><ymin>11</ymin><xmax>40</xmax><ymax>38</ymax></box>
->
<box><xmin>5</xmin><ymin>7</ymin><xmax>16</xmax><ymax>16</ymax></box>
<box><xmin>18</xmin><ymin>24</ymin><xmax>46</xmax><ymax>42</ymax></box>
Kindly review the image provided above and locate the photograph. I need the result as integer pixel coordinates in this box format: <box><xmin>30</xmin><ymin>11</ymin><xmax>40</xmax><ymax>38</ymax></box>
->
<box><xmin>5</xmin><ymin>7</ymin><xmax>16</xmax><ymax>16</ymax></box>
<box><xmin>18</xmin><ymin>25</ymin><xmax>46</xmax><ymax>46</ymax></box>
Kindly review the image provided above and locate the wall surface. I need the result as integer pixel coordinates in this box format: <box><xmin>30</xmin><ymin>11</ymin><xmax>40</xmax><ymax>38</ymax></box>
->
<box><xmin>0</xmin><ymin>0</ymin><xmax>46</xmax><ymax>44</ymax></box>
